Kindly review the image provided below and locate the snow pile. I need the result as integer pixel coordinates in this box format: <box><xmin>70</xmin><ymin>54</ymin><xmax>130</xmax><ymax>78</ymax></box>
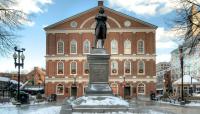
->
<box><xmin>185</xmin><ymin>102</ymin><xmax>200</xmax><ymax>106</ymax></box>
<box><xmin>0</xmin><ymin>77</ymin><xmax>10</xmax><ymax>82</ymax></box>
<box><xmin>0</xmin><ymin>102</ymin><xmax>15</xmax><ymax>108</ymax></box>
<box><xmin>173</xmin><ymin>75</ymin><xmax>200</xmax><ymax>85</ymax></box>
<box><xmin>72</xmin><ymin>96</ymin><xmax>129</xmax><ymax>106</ymax></box>
<box><xmin>10</xmin><ymin>80</ymin><xmax>23</xmax><ymax>85</ymax></box>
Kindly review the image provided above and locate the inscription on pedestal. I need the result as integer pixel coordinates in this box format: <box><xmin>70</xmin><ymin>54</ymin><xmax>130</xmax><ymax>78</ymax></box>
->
<box><xmin>90</xmin><ymin>64</ymin><xmax>107</xmax><ymax>82</ymax></box>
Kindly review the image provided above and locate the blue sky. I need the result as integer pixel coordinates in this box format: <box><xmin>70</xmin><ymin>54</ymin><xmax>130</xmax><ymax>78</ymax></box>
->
<box><xmin>0</xmin><ymin>0</ymin><xmax>180</xmax><ymax>72</ymax></box>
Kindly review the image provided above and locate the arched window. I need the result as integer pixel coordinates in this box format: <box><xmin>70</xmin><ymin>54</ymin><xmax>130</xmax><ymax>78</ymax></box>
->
<box><xmin>56</xmin><ymin>84</ymin><xmax>64</xmax><ymax>95</ymax></box>
<box><xmin>137</xmin><ymin>40</ymin><xmax>144</xmax><ymax>54</ymax></box>
<box><xmin>57</xmin><ymin>61</ymin><xmax>64</xmax><ymax>75</ymax></box>
<box><xmin>70</xmin><ymin>61</ymin><xmax>77</xmax><ymax>74</ymax></box>
<box><xmin>111</xmin><ymin>61</ymin><xmax>118</xmax><ymax>74</ymax></box>
<box><xmin>57</xmin><ymin>40</ymin><xmax>64</xmax><ymax>54</ymax></box>
<box><xmin>138</xmin><ymin>60</ymin><xmax>145</xmax><ymax>74</ymax></box>
<box><xmin>83</xmin><ymin>62</ymin><xmax>89</xmax><ymax>74</ymax></box>
<box><xmin>124</xmin><ymin>40</ymin><xmax>131</xmax><ymax>54</ymax></box>
<box><xmin>137</xmin><ymin>83</ymin><xmax>145</xmax><ymax>95</ymax></box>
<box><xmin>83</xmin><ymin>40</ymin><xmax>90</xmax><ymax>54</ymax></box>
<box><xmin>70</xmin><ymin>40</ymin><xmax>77</xmax><ymax>54</ymax></box>
<box><xmin>111</xmin><ymin>40</ymin><xmax>118</xmax><ymax>54</ymax></box>
<box><xmin>124</xmin><ymin>61</ymin><xmax>131</xmax><ymax>74</ymax></box>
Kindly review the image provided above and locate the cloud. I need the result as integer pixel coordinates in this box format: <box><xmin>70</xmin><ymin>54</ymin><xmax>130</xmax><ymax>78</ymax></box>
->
<box><xmin>11</xmin><ymin>0</ymin><xmax>53</xmax><ymax>14</ymax></box>
<box><xmin>107</xmin><ymin>0</ymin><xmax>178</xmax><ymax>16</ymax></box>
<box><xmin>155</xmin><ymin>27</ymin><xmax>179</xmax><ymax>63</ymax></box>
<box><xmin>156</xmin><ymin>54</ymin><xmax>171</xmax><ymax>63</ymax></box>
<box><xmin>156</xmin><ymin>27</ymin><xmax>178</xmax><ymax>49</ymax></box>
<box><xmin>9</xmin><ymin>0</ymin><xmax>53</xmax><ymax>26</ymax></box>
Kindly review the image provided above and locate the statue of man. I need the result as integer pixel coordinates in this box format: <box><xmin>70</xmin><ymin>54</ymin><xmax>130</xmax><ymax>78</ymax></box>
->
<box><xmin>94</xmin><ymin>7</ymin><xmax>107</xmax><ymax>48</ymax></box>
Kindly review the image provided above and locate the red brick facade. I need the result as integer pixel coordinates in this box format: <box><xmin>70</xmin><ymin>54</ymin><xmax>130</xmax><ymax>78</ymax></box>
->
<box><xmin>44</xmin><ymin>2</ymin><xmax>157</xmax><ymax>99</ymax></box>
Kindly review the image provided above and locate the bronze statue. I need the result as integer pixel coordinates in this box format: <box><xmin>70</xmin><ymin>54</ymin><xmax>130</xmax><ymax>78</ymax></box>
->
<box><xmin>94</xmin><ymin>7</ymin><xmax>107</xmax><ymax>48</ymax></box>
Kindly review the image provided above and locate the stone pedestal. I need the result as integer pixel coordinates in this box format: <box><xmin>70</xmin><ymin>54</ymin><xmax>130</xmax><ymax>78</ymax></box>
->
<box><xmin>60</xmin><ymin>48</ymin><xmax>130</xmax><ymax>114</ymax></box>
<box><xmin>85</xmin><ymin>48</ymin><xmax>112</xmax><ymax>95</ymax></box>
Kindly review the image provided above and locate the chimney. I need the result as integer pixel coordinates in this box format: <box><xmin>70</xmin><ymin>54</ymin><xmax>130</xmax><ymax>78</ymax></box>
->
<box><xmin>98</xmin><ymin>0</ymin><xmax>104</xmax><ymax>6</ymax></box>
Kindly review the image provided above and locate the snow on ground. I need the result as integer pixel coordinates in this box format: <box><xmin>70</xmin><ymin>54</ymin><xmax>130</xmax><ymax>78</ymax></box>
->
<box><xmin>73</xmin><ymin>112</ymin><xmax>133</xmax><ymax>114</ymax></box>
<box><xmin>0</xmin><ymin>105</ymin><xmax>61</xmax><ymax>114</ymax></box>
<box><xmin>73</xmin><ymin>110</ymin><xmax>166</xmax><ymax>114</ymax></box>
<box><xmin>72</xmin><ymin>96</ymin><xmax>129</xmax><ymax>106</ymax></box>
<box><xmin>158</xmin><ymin>100</ymin><xmax>200</xmax><ymax>106</ymax></box>
<box><xmin>28</xmin><ymin>106</ymin><xmax>61</xmax><ymax>114</ymax></box>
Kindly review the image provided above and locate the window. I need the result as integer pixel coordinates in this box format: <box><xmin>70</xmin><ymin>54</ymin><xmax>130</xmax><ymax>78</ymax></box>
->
<box><xmin>56</xmin><ymin>84</ymin><xmax>64</xmax><ymax>95</ymax></box>
<box><xmin>138</xmin><ymin>61</ymin><xmax>145</xmax><ymax>74</ymax></box>
<box><xmin>124</xmin><ymin>61</ymin><xmax>131</xmax><ymax>74</ymax></box>
<box><xmin>83</xmin><ymin>40</ymin><xmax>90</xmax><ymax>54</ymax></box>
<box><xmin>138</xmin><ymin>83</ymin><xmax>145</xmax><ymax>95</ymax></box>
<box><xmin>111</xmin><ymin>61</ymin><xmax>118</xmax><ymax>74</ymax></box>
<box><xmin>84</xmin><ymin>62</ymin><xmax>89</xmax><ymax>74</ymax></box>
<box><xmin>57</xmin><ymin>61</ymin><xmax>64</xmax><ymax>75</ymax></box>
<box><xmin>137</xmin><ymin>40</ymin><xmax>144</xmax><ymax>54</ymax></box>
<box><xmin>70</xmin><ymin>40</ymin><xmax>77</xmax><ymax>54</ymax></box>
<box><xmin>124</xmin><ymin>40</ymin><xmax>131</xmax><ymax>54</ymax></box>
<box><xmin>71</xmin><ymin>61</ymin><xmax>77</xmax><ymax>74</ymax></box>
<box><xmin>111</xmin><ymin>40</ymin><xmax>118</xmax><ymax>54</ymax></box>
<box><xmin>57</xmin><ymin>40</ymin><xmax>64</xmax><ymax>54</ymax></box>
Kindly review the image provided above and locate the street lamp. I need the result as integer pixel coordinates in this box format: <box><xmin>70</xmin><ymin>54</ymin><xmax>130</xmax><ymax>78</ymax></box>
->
<box><xmin>179</xmin><ymin>45</ymin><xmax>184</xmax><ymax>105</ymax></box>
<box><xmin>163</xmin><ymin>79</ymin><xmax>165</xmax><ymax>94</ymax></box>
<box><xmin>13</xmin><ymin>46</ymin><xmax>25</xmax><ymax>104</ymax></box>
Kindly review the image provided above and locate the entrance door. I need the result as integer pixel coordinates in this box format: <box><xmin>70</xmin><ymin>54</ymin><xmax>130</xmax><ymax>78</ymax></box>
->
<box><xmin>124</xmin><ymin>86</ymin><xmax>131</xmax><ymax>98</ymax></box>
<box><xmin>71</xmin><ymin>87</ymin><xmax>77</xmax><ymax>97</ymax></box>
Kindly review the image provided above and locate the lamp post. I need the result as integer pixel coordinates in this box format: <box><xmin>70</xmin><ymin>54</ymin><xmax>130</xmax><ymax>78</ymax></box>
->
<box><xmin>13</xmin><ymin>46</ymin><xmax>25</xmax><ymax>104</ymax></box>
<box><xmin>190</xmin><ymin>76</ymin><xmax>193</xmax><ymax>96</ymax></box>
<box><xmin>123</xmin><ymin>75</ymin><xmax>126</xmax><ymax>99</ymax></box>
<box><xmin>179</xmin><ymin>45</ymin><xmax>184</xmax><ymax>105</ymax></box>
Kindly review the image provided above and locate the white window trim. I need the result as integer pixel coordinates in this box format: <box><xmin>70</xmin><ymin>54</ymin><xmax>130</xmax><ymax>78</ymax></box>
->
<box><xmin>83</xmin><ymin>39</ymin><xmax>90</xmax><ymax>54</ymax></box>
<box><xmin>56</xmin><ymin>84</ymin><xmax>64</xmax><ymax>95</ymax></box>
<box><xmin>111</xmin><ymin>60</ymin><xmax>118</xmax><ymax>75</ymax></box>
<box><xmin>124</xmin><ymin>60</ymin><xmax>131</xmax><ymax>75</ymax></box>
<box><xmin>124</xmin><ymin>39</ymin><xmax>131</xmax><ymax>54</ymax></box>
<box><xmin>70</xmin><ymin>40</ymin><xmax>77</xmax><ymax>54</ymax></box>
<box><xmin>137</xmin><ymin>83</ymin><xmax>145</xmax><ymax>95</ymax></box>
<box><xmin>137</xmin><ymin>60</ymin><xmax>145</xmax><ymax>75</ymax></box>
<box><xmin>83</xmin><ymin>61</ymin><xmax>89</xmax><ymax>75</ymax></box>
<box><xmin>57</xmin><ymin>40</ymin><xmax>64</xmax><ymax>54</ymax></box>
<box><xmin>57</xmin><ymin>61</ymin><xmax>64</xmax><ymax>75</ymax></box>
<box><xmin>137</xmin><ymin>40</ymin><xmax>145</xmax><ymax>54</ymax></box>
<box><xmin>111</xmin><ymin>39</ymin><xmax>118</xmax><ymax>54</ymax></box>
<box><xmin>70</xmin><ymin>61</ymin><xmax>77</xmax><ymax>75</ymax></box>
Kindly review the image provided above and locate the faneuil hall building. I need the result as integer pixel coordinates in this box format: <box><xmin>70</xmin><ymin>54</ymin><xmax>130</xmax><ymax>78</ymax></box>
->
<box><xmin>44</xmin><ymin>1</ymin><xmax>157</xmax><ymax>99</ymax></box>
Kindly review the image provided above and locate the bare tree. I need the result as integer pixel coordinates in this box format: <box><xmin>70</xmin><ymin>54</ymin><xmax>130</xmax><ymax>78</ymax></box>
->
<box><xmin>172</xmin><ymin>0</ymin><xmax>200</xmax><ymax>52</ymax></box>
<box><xmin>0</xmin><ymin>0</ymin><xmax>27</xmax><ymax>56</ymax></box>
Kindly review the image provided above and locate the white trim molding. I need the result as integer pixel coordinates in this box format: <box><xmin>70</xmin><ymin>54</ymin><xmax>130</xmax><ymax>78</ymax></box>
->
<box><xmin>45</xmin><ymin>28</ymin><xmax>156</xmax><ymax>34</ymax></box>
<box><xmin>80</xmin><ymin>16</ymin><xmax>121</xmax><ymax>29</ymax></box>
<box><xmin>45</xmin><ymin>54</ymin><xmax>156</xmax><ymax>61</ymax></box>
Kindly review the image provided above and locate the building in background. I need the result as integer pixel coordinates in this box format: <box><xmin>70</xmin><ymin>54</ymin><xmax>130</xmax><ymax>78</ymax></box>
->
<box><xmin>44</xmin><ymin>1</ymin><xmax>157</xmax><ymax>99</ymax></box>
<box><xmin>25</xmin><ymin>67</ymin><xmax>46</xmax><ymax>86</ymax></box>
<box><xmin>156</xmin><ymin>62</ymin><xmax>171</xmax><ymax>94</ymax></box>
